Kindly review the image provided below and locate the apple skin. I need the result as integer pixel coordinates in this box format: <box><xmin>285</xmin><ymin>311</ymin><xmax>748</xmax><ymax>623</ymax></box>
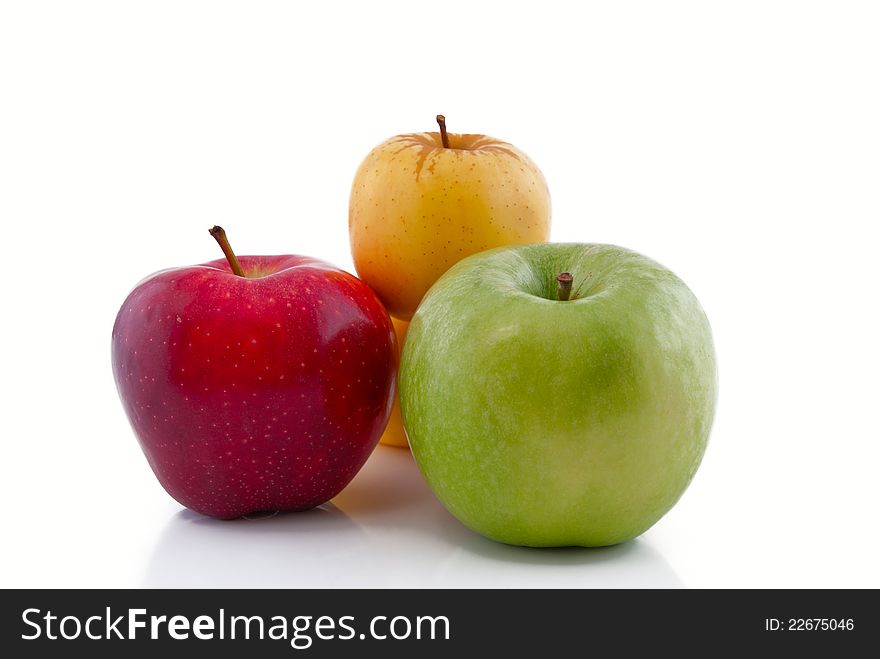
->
<box><xmin>112</xmin><ymin>255</ymin><xmax>396</xmax><ymax>519</ymax></box>
<box><xmin>399</xmin><ymin>243</ymin><xmax>716</xmax><ymax>547</ymax></box>
<box><xmin>349</xmin><ymin>131</ymin><xmax>551</xmax><ymax>320</ymax></box>
<box><xmin>378</xmin><ymin>317</ymin><xmax>410</xmax><ymax>447</ymax></box>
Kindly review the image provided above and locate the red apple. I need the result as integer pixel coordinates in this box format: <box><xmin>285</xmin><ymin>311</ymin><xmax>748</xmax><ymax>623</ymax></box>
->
<box><xmin>111</xmin><ymin>227</ymin><xmax>396</xmax><ymax>519</ymax></box>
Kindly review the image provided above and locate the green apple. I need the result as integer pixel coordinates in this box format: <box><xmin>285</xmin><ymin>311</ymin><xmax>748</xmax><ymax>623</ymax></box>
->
<box><xmin>399</xmin><ymin>243</ymin><xmax>716</xmax><ymax>547</ymax></box>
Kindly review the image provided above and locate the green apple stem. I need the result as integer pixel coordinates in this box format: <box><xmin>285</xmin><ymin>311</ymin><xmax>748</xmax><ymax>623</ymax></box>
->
<box><xmin>209</xmin><ymin>226</ymin><xmax>245</xmax><ymax>277</ymax></box>
<box><xmin>556</xmin><ymin>272</ymin><xmax>574</xmax><ymax>301</ymax></box>
<box><xmin>436</xmin><ymin>114</ymin><xmax>450</xmax><ymax>148</ymax></box>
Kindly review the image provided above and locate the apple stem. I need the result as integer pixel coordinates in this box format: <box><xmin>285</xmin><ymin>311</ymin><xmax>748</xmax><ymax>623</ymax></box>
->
<box><xmin>436</xmin><ymin>114</ymin><xmax>450</xmax><ymax>148</ymax></box>
<box><xmin>209</xmin><ymin>226</ymin><xmax>245</xmax><ymax>277</ymax></box>
<box><xmin>556</xmin><ymin>272</ymin><xmax>574</xmax><ymax>301</ymax></box>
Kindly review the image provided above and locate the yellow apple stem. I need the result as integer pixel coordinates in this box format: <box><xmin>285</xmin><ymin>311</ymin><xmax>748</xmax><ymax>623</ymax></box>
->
<box><xmin>209</xmin><ymin>226</ymin><xmax>245</xmax><ymax>277</ymax></box>
<box><xmin>556</xmin><ymin>272</ymin><xmax>573</xmax><ymax>301</ymax></box>
<box><xmin>436</xmin><ymin>114</ymin><xmax>450</xmax><ymax>148</ymax></box>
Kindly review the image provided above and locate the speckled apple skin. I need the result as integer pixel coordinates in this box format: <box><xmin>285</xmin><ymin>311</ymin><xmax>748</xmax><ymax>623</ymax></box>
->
<box><xmin>400</xmin><ymin>243</ymin><xmax>717</xmax><ymax>547</ymax></box>
<box><xmin>378</xmin><ymin>317</ymin><xmax>410</xmax><ymax>448</ymax></box>
<box><xmin>349</xmin><ymin>131</ymin><xmax>551</xmax><ymax>320</ymax></box>
<box><xmin>112</xmin><ymin>255</ymin><xmax>396</xmax><ymax>519</ymax></box>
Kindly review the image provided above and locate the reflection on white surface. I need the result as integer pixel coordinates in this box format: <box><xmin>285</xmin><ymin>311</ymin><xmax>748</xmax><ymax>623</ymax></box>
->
<box><xmin>144</xmin><ymin>446</ymin><xmax>681</xmax><ymax>588</ymax></box>
<box><xmin>144</xmin><ymin>506</ymin><xmax>370</xmax><ymax>588</ymax></box>
<box><xmin>442</xmin><ymin>535</ymin><xmax>681</xmax><ymax>588</ymax></box>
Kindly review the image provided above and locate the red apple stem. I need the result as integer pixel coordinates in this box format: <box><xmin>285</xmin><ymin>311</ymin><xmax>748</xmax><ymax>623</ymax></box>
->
<box><xmin>209</xmin><ymin>226</ymin><xmax>245</xmax><ymax>277</ymax></box>
<box><xmin>436</xmin><ymin>114</ymin><xmax>450</xmax><ymax>148</ymax></box>
<box><xmin>556</xmin><ymin>272</ymin><xmax>574</xmax><ymax>301</ymax></box>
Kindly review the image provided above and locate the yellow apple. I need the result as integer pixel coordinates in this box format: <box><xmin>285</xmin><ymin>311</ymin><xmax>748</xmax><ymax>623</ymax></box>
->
<box><xmin>379</xmin><ymin>317</ymin><xmax>409</xmax><ymax>447</ymax></box>
<box><xmin>349</xmin><ymin>116</ymin><xmax>551</xmax><ymax>320</ymax></box>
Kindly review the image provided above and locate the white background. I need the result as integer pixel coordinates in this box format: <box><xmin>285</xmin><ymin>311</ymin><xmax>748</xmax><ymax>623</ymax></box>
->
<box><xmin>1</xmin><ymin>1</ymin><xmax>878</xmax><ymax>588</ymax></box>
